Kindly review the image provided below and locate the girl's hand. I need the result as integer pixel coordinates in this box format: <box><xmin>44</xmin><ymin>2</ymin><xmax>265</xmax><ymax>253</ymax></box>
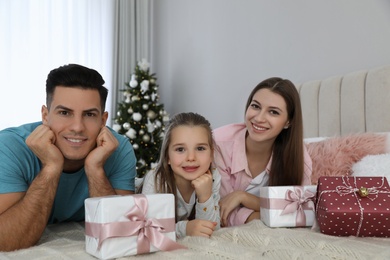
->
<box><xmin>186</xmin><ymin>219</ymin><xmax>217</xmax><ymax>238</ymax></box>
<box><xmin>219</xmin><ymin>190</ymin><xmax>245</xmax><ymax>227</ymax></box>
<box><xmin>191</xmin><ymin>170</ymin><xmax>213</xmax><ymax>203</ymax></box>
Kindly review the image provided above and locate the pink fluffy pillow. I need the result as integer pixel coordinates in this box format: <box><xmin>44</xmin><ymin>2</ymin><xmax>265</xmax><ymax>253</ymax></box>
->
<box><xmin>306</xmin><ymin>133</ymin><xmax>386</xmax><ymax>185</ymax></box>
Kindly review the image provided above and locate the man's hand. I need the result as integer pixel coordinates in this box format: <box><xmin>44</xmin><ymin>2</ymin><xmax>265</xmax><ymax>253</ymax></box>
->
<box><xmin>191</xmin><ymin>170</ymin><xmax>213</xmax><ymax>203</ymax></box>
<box><xmin>2</xmin><ymin>126</ymin><xmax>63</xmax><ymax>251</ymax></box>
<box><xmin>26</xmin><ymin>124</ymin><xmax>63</xmax><ymax>173</ymax></box>
<box><xmin>85</xmin><ymin>126</ymin><xmax>119</xmax><ymax>171</ymax></box>
<box><xmin>84</xmin><ymin>126</ymin><xmax>119</xmax><ymax>197</ymax></box>
<box><xmin>186</xmin><ymin>219</ymin><xmax>217</xmax><ymax>238</ymax></box>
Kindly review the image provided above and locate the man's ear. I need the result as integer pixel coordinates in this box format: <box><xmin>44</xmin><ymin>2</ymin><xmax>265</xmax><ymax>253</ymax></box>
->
<box><xmin>41</xmin><ymin>105</ymin><xmax>49</xmax><ymax>125</ymax></box>
<box><xmin>101</xmin><ymin>111</ymin><xmax>108</xmax><ymax>127</ymax></box>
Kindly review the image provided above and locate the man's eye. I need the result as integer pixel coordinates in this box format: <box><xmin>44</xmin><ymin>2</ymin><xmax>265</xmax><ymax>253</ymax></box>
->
<box><xmin>86</xmin><ymin>112</ymin><xmax>96</xmax><ymax>117</ymax></box>
<box><xmin>59</xmin><ymin>111</ymin><xmax>69</xmax><ymax>115</ymax></box>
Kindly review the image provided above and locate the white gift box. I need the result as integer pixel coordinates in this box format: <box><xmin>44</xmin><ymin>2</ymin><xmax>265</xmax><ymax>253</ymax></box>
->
<box><xmin>85</xmin><ymin>194</ymin><xmax>184</xmax><ymax>259</ymax></box>
<box><xmin>259</xmin><ymin>185</ymin><xmax>317</xmax><ymax>228</ymax></box>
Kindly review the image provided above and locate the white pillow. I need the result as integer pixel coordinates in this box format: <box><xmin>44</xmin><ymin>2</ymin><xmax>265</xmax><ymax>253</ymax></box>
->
<box><xmin>352</xmin><ymin>153</ymin><xmax>390</xmax><ymax>180</ymax></box>
<box><xmin>304</xmin><ymin>137</ymin><xmax>328</xmax><ymax>143</ymax></box>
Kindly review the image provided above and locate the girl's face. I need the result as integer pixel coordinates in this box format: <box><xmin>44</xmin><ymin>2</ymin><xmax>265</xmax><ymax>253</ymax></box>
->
<box><xmin>168</xmin><ymin>125</ymin><xmax>212</xmax><ymax>182</ymax></box>
<box><xmin>245</xmin><ymin>88</ymin><xmax>289</xmax><ymax>144</ymax></box>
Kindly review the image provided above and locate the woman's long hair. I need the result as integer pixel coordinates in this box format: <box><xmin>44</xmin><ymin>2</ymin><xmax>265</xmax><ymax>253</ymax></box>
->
<box><xmin>245</xmin><ymin>77</ymin><xmax>304</xmax><ymax>186</ymax></box>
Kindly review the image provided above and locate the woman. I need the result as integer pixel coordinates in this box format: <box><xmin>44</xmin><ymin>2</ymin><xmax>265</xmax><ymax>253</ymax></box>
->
<box><xmin>213</xmin><ymin>77</ymin><xmax>312</xmax><ymax>227</ymax></box>
<box><xmin>214</xmin><ymin>76</ymin><xmax>390</xmax><ymax>228</ymax></box>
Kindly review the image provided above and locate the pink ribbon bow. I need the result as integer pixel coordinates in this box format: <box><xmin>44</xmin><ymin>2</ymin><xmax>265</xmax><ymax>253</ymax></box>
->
<box><xmin>280</xmin><ymin>187</ymin><xmax>316</xmax><ymax>227</ymax></box>
<box><xmin>85</xmin><ymin>194</ymin><xmax>186</xmax><ymax>254</ymax></box>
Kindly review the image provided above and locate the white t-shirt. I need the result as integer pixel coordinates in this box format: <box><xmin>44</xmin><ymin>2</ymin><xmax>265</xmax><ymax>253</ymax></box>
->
<box><xmin>245</xmin><ymin>170</ymin><xmax>269</xmax><ymax>196</ymax></box>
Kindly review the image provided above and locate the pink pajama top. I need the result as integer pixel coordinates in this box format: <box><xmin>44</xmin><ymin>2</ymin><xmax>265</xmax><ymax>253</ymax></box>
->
<box><xmin>213</xmin><ymin>123</ymin><xmax>312</xmax><ymax>227</ymax></box>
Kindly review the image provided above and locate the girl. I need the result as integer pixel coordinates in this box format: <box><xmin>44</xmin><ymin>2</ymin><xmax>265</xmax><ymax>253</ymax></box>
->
<box><xmin>141</xmin><ymin>112</ymin><xmax>221</xmax><ymax>238</ymax></box>
<box><xmin>214</xmin><ymin>77</ymin><xmax>388</xmax><ymax>227</ymax></box>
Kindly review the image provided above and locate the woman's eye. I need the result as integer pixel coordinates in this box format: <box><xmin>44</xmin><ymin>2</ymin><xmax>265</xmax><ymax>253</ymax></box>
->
<box><xmin>250</xmin><ymin>103</ymin><xmax>260</xmax><ymax>109</ymax></box>
<box><xmin>270</xmin><ymin>110</ymin><xmax>280</xmax><ymax>115</ymax></box>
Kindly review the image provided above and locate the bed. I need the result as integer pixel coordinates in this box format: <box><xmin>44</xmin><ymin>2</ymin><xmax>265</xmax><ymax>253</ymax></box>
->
<box><xmin>2</xmin><ymin>65</ymin><xmax>390</xmax><ymax>260</ymax></box>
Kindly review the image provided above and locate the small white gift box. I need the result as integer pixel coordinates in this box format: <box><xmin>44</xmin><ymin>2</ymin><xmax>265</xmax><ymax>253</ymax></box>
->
<box><xmin>85</xmin><ymin>194</ymin><xmax>185</xmax><ymax>259</ymax></box>
<box><xmin>259</xmin><ymin>185</ymin><xmax>317</xmax><ymax>228</ymax></box>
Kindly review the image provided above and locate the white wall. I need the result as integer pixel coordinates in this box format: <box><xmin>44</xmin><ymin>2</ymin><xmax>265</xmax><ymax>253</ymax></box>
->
<box><xmin>151</xmin><ymin>0</ymin><xmax>390</xmax><ymax>129</ymax></box>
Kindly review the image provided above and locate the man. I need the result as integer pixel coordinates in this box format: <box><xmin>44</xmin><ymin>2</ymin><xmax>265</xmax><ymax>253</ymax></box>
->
<box><xmin>0</xmin><ymin>64</ymin><xmax>136</xmax><ymax>251</ymax></box>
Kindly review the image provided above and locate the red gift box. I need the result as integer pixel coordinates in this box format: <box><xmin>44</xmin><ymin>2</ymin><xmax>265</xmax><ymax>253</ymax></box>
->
<box><xmin>316</xmin><ymin>176</ymin><xmax>390</xmax><ymax>237</ymax></box>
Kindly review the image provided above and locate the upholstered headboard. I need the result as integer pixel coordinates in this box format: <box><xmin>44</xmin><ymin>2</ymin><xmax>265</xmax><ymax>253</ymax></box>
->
<box><xmin>296</xmin><ymin>65</ymin><xmax>390</xmax><ymax>138</ymax></box>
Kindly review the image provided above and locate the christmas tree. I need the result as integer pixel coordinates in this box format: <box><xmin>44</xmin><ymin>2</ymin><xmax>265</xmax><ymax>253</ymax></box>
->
<box><xmin>113</xmin><ymin>59</ymin><xmax>169</xmax><ymax>178</ymax></box>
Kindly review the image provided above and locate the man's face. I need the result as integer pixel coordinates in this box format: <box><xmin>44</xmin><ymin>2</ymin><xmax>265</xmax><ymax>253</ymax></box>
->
<box><xmin>42</xmin><ymin>86</ymin><xmax>107</xmax><ymax>169</ymax></box>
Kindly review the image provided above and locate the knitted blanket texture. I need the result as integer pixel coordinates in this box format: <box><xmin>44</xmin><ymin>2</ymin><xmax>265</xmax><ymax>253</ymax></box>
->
<box><xmin>1</xmin><ymin>220</ymin><xmax>389</xmax><ymax>260</ymax></box>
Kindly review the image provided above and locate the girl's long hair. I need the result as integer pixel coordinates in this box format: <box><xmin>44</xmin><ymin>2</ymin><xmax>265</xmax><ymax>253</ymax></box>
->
<box><xmin>153</xmin><ymin>112</ymin><xmax>214</xmax><ymax>221</ymax></box>
<box><xmin>245</xmin><ymin>77</ymin><xmax>304</xmax><ymax>186</ymax></box>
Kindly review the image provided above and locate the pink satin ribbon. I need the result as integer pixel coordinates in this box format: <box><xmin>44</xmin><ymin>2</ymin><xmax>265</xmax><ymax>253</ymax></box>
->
<box><xmin>260</xmin><ymin>187</ymin><xmax>315</xmax><ymax>227</ymax></box>
<box><xmin>85</xmin><ymin>194</ymin><xmax>186</xmax><ymax>254</ymax></box>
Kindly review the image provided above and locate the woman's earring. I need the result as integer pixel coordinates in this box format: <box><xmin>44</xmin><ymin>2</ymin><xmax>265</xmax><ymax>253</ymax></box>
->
<box><xmin>284</xmin><ymin>126</ymin><xmax>289</xmax><ymax>129</ymax></box>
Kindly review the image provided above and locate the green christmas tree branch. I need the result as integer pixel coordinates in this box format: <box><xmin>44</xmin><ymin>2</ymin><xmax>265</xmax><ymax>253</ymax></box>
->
<box><xmin>113</xmin><ymin>59</ymin><xmax>169</xmax><ymax>178</ymax></box>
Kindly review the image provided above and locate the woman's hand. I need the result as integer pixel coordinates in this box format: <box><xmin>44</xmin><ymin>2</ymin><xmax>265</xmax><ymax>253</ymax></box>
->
<box><xmin>186</xmin><ymin>219</ymin><xmax>217</xmax><ymax>238</ymax></box>
<box><xmin>219</xmin><ymin>190</ymin><xmax>261</xmax><ymax>227</ymax></box>
<box><xmin>245</xmin><ymin>211</ymin><xmax>260</xmax><ymax>223</ymax></box>
<box><xmin>219</xmin><ymin>190</ymin><xmax>245</xmax><ymax>227</ymax></box>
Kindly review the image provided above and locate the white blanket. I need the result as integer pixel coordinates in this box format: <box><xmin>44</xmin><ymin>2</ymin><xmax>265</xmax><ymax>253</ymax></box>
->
<box><xmin>1</xmin><ymin>220</ymin><xmax>390</xmax><ymax>260</ymax></box>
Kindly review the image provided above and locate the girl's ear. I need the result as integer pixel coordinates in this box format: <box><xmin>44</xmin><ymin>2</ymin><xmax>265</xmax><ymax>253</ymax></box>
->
<box><xmin>284</xmin><ymin>121</ymin><xmax>290</xmax><ymax>129</ymax></box>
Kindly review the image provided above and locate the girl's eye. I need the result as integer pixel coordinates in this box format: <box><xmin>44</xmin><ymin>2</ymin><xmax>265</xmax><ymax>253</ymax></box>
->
<box><xmin>197</xmin><ymin>146</ymin><xmax>207</xmax><ymax>151</ymax></box>
<box><xmin>175</xmin><ymin>147</ymin><xmax>185</xmax><ymax>152</ymax></box>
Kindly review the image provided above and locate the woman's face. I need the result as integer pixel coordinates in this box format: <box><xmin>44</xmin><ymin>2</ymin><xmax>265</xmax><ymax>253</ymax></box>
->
<box><xmin>245</xmin><ymin>88</ymin><xmax>290</xmax><ymax>144</ymax></box>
